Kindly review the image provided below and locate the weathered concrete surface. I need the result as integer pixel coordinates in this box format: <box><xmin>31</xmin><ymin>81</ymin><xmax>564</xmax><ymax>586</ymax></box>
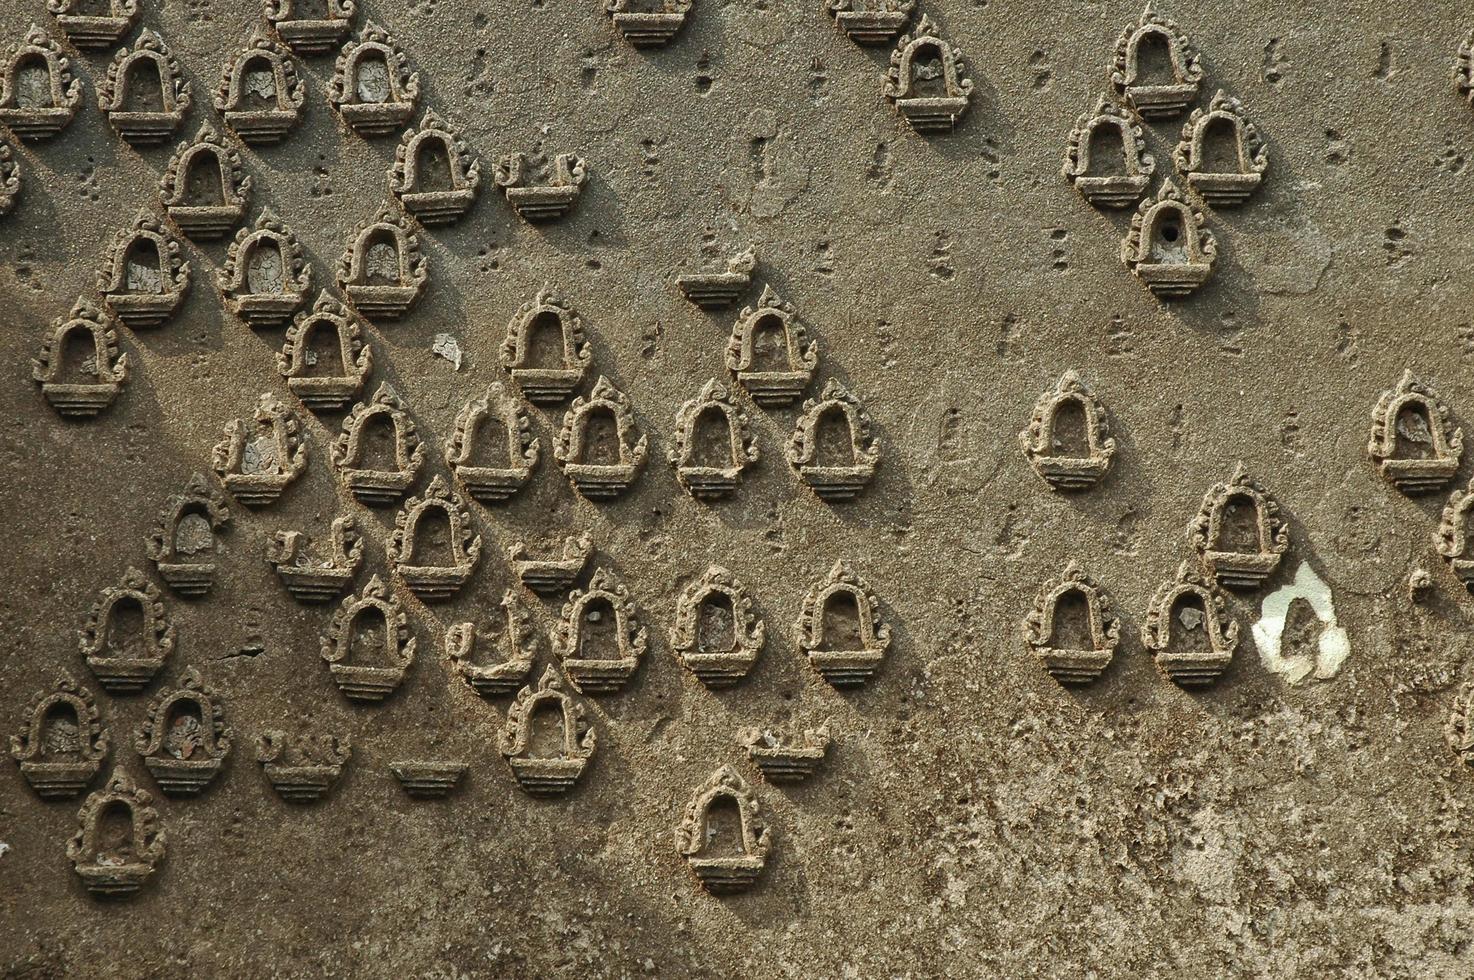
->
<box><xmin>5</xmin><ymin>1</ymin><xmax>1474</xmax><ymax>976</ymax></box>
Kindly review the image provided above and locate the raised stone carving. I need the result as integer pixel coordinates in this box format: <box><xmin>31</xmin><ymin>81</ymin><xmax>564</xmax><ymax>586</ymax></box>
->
<box><xmin>797</xmin><ymin>560</ymin><xmax>890</xmax><ymax>687</ymax></box>
<box><xmin>554</xmin><ymin>376</ymin><xmax>649</xmax><ymax>499</ymax></box>
<box><xmin>267</xmin><ymin>517</ymin><xmax>362</xmax><ymax>603</ymax></box>
<box><xmin>320</xmin><ymin>574</ymin><xmax>415</xmax><ymax>702</ymax></box>
<box><xmin>220</xmin><ymin>210</ymin><xmax>312</xmax><ymax>326</ymax></box>
<box><xmin>386</xmin><ymin>475</ymin><xmax>482</xmax><ymax>601</ymax></box>
<box><xmin>882</xmin><ymin>15</ymin><xmax>973</xmax><ymax>133</ymax></box>
<box><xmin>0</xmin><ymin>25</ymin><xmax>83</xmax><ymax>140</ymax></box>
<box><xmin>500</xmin><ymin>665</ymin><xmax>596</xmax><ymax>796</ymax></box>
<box><xmin>444</xmin><ymin>591</ymin><xmax>536</xmax><ymax>697</ymax></box>
<box><xmin>1459</xmin><ymin>34</ymin><xmax>1474</xmax><ymax>107</ymax></box>
<box><xmin>1023</xmin><ymin>561</ymin><xmax>1120</xmax><ymax>684</ymax></box>
<box><xmin>135</xmin><ymin>667</ymin><xmax>230</xmax><ymax>797</ymax></box>
<box><xmin>257</xmin><ymin>730</ymin><xmax>350</xmax><ymax>803</ymax></box>
<box><xmin>675</xmin><ymin>765</ymin><xmax>770</xmax><ymax>894</ymax></box>
<box><xmin>1018</xmin><ymin>370</ymin><xmax>1116</xmax><ymax>491</ymax></box>
<box><xmin>97</xmin><ymin>210</ymin><xmax>190</xmax><ymax>328</ymax></box>
<box><xmin>337</xmin><ymin>204</ymin><xmax>427</xmax><ymax>320</ymax></box>
<box><xmin>1109</xmin><ymin>2</ymin><xmax>1202</xmax><ymax>119</ymax></box>
<box><xmin>671</xmin><ymin>565</ymin><xmax>765</xmax><ymax>688</ymax></box>
<box><xmin>1367</xmin><ymin>371</ymin><xmax>1463</xmax><ymax>494</ymax></box>
<box><xmin>670</xmin><ymin>380</ymin><xmax>759</xmax><ymax>499</ymax></box>
<box><xmin>0</xmin><ymin>138</ymin><xmax>15</xmax><ymax>217</ymax></box>
<box><xmin>446</xmin><ymin>384</ymin><xmax>539</xmax><ymax>503</ymax></box>
<box><xmin>145</xmin><ymin>473</ymin><xmax>231</xmax><ymax>598</ymax></box>
<box><xmin>211</xmin><ymin>393</ymin><xmax>308</xmax><ymax>506</ymax></box>
<box><xmin>10</xmin><ymin>672</ymin><xmax>109</xmax><ymax>799</ymax></box>
<box><xmin>80</xmin><ymin>567</ymin><xmax>175</xmax><ymax>694</ymax></box>
<box><xmin>215</xmin><ymin>33</ymin><xmax>306</xmax><ymax>144</ymax></box>
<box><xmin>1448</xmin><ymin>682</ymin><xmax>1474</xmax><ymax>768</ymax></box>
<box><xmin>67</xmin><ymin>772</ymin><xmax>164</xmax><ymax>898</ymax></box>
<box><xmin>47</xmin><ymin>0</ymin><xmax>138</xmax><ymax>50</ymax></box>
<box><xmin>1140</xmin><ymin>562</ymin><xmax>1239</xmax><ymax>686</ymax></box>
<box><xmin>1173</xmin><ymin>90</ymin><xmax>1268</xmax><ymax>206</ymax></box>
<box><xmin>788</xmin><ymin>379</ymin><xmax>880</xmax><ymax>500</ymax></box>
<box><xmin>32</xmin><ymin>299</ymin><xmax>127</xmax><ymax>418</ymax></box>
<box><xmin>97</xmin><ymin>29</ymin><xmax>191</xmax><ymax>146</ymax></box>
<box><xmin>1062</xmin><ymin>95</ymin><xmax>1154</xmax><ymax>208</ymax></box>
<box><xmin>390</xmin><ymin>109</ymin><xmax>479</xmax><ymax>225</ymax></box>
<box><xmin>159</xmin><ymin>125</ymin><xmax>252</xmax><ymax>239</ymax></box>
<box><xmin>1189</xmin><ymin>463</ymin><xmax>1289</xmax><ymax>590</ymax></box>
<box><xmin>278</xmin><ymin>292</ymin><xmax>372</xmax><ymax>411</ymax></box>
<box><xmin>606</xmin><ymin>0</ymin><xmax>691</xmax><ymax>47</ymax></box>
<box><xmin>265</xmin><ymin>0</ymin><xmax>355</xmax><ymax>56</ymax></box>
<box><xmin>390</xmin><ymin>761</ymin><xmax>466</xmax><ymax>798</ymax></box>
<box><xmin>826</xmin><ymin>0</ymin><xmax>914</xmax><ymax>45</ymax></box>
<box><xmin>676</xmin><ymin>246</ymin><xmax>756</xmax><ymax>309</ymax></box>
<box><xmin>500</xmin><ymin>287</ymin><xmax>593</xmax><ymax>403</ymax></box>
<box><xmin>738</xmin><ymin>723</ymin><xmax>830</xmax><ymax>783</ymax></box>
<box><xmin>1121</xmin><ymin>179</ymin><xmax>1216</xmax><ymax>299</ymax></box>
<box><xmin>552</xmin><ymin>568</ymin><xmax>647</xmax><ymax>694</ymax></box>
<box><xmin>496</xmin><ymin>150</ymin><xmax>588</xmax><ymax>222</ymax></box>
<box><xmin>725</xmin><ymin>286</ymin><xmax>818</xmax><ymax>406</ymax></box>
<box><xmin>328</xmin><ymin>23</ymin><xmax>419</xmax><ymax>137</ymax></box>
<box><xmin>508</xmin><ymin>532</ymin><xmax>593</xmax><ymax>595</ymax></box>
<box><xmin>332</xmin><ymin>384</ymin><xmax>424</xmax><ymax>505</ymax></box>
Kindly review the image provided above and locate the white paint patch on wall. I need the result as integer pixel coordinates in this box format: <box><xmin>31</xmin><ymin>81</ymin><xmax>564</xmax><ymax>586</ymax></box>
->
<box><xmin>1251</xmin><ymin>561</ymin><xmax>1350</xmax><ymax>684</ymax></box>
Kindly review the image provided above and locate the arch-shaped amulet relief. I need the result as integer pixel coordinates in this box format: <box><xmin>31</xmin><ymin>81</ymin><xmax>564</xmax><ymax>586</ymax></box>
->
<box><xmin>551</xmin><ymin>568</ymin><xmax>647</xmax><ymax>695</ymax></box>
<box><xmin>883</xmin><ymin>14</ymin><xmax>974</xmax><ymax>133</ymax></box>
<box><xmin>390</xmin><ymin>109</ymin><xmax>480</xmax><ymax>225</ymax></box>
<box><xmin>1018</xmin><ymin>370</ymin><xmax>1116</xmax><ymax>491</ymax></box>
<box><xmin>1022</xmin><ymin>561</ymin><xmax>1120</xmax><ymax>685</ymax></box>
<box><xmin>320</xmin><ymin>575</ymin><xmax>415</xmax><ymax>702</ymax></box>
<box><xmin>675</xmin><ymin>765</ymin><xmax>771</xmax><ymax>894</ymax></box>
<box><xmin>336</xmin><ymin>204</ymin><xmax>427</xmax><ymax>321</ymax></box>
<box><xmin>32</xmin><ymin>299</ymin><xmax>127</xmax><ymax>418</ymax></box>
<box><xmin>827</xmin><ymin>0</ymin><xmax>914</xmax><ymax>46</ymax></box>
<box><xmin>553</xmin><ymin>376</ymin><xmax>649</xmax><ymax>499</ymax></box>
<box><xmin>500</xmin><ymin>287</ymin><xmax>593</xmax><ymax>403</ymax></box>
<box><xmin>144</xmin><ymin>473</ymin><xmax>231</xmax><ymax>599</ymax></box>
<box><xmin>1367</xmin><ymin>370</ymin><xmax>1463</xmax><ymax>495</ymax></box>
<box><xmin>97</xmin><ymin>29</ymin><xmax>191</xmax><ymax>146</ymax></box>
<box><xmin>134</xmin><ymin>667</ymin><xmax>231</xmax><ymax>798</ymax></box>
<box><xmin>725</xmin><ymin>285</ymin><xmax>818</xmax><ymax>407</ymax></box>
<box><xmin>159</xmin><ymin>124</ymin><xmax>252</xmax><ymax>240</ymax></box>
<box><xmin>1140</xmin><ymin>562</ymin><xmax>1239</xmax><ymax>686</ymax></box>
<box><xmin>787</xmin><ymin>379</ymin><xmax>881</xmax><ymax>501</ymax></box>
<box><xmin>328</xmin><ymin>22</ymin><xmax>419</xmax><ymax>138</ymax></box>
<box><xmin>216</xmin><ymin>32</ymin><xmax>306</xmax><ymax>145</ymax></box>
<box><xmin>1062</xmin><ymin>95</ymin><xmax>1154</xmax><ymax>209</ymax></box>
<box><xmin>499</xmin><ymin>665</ymin><xmax>595</xmax><ymax>796</ymax></box>
<box><xmin>257</xmin><ymin>730</ymin><xmax>351</xmax><ymax>803</ymax></box>
<box><xmin>1173</xmin><ymin>90</ymin><xmax>1269</xmax><ymax>207</ymax></box>
<box><xmin>48</xmin><ymin>0</ymin><xmax>138</xmax><ymax>50</ymax></box>
<box><xmin>386</xmin><ymin>475</ymin><xmax>483</xmax><ymax>601</ymax></box>
<box><xmin>1188</xmin><ymin>462</ymin><xmax>1289</xmax><ymax>590</ymax></box>
<box><xmin>796</xmin><ymin>559</ymin><xmax>890</xmax><ymax>687</ymax></box>
<box><xmin>331</xmin><ymin>384</ymin><xmax>424</xmax><ymax>505</ymax></box>
<box><xmin>606</xmin><ymin>0</ymin><xmax>692</xmax><ymax>47</ymax></box>
<box><xmin>670</xmin><ymin>564</ymin><xmax>765</xmax><ymax>688</ymax></box>
<box><xmin>97</xmin><ymin>210</ymin><xmax>191</xmax><ymax>328</ymax></box>
<box><xmin>265</xmin><ymin>0</ymin><xmax>356</xmax><ymax>56</ymax></box>
<box><xmin>277</xmin><ymin>292</ymin><xmax>372</xmax><ymax>412</ymax></box>
<box><xmin>0</xmin><ymin>25</ymin><xmax>83</xmax><ymax>140</ymax></box>
<box><xmin>80</xmin><ymin>567</ymin><xmax>175</xmax><ymax>694</ymax></box>
<box><xmin>221</xmin><ymin>210</ymin><xmax>313</xmax><ymax>327</ymax></box>
<box><xmin>1120</xmin><ymin>179</ymin><xmax>1216</xmax><ymax>299</ymax></box>
<box><xmin>1109</xmin><ymin>2</ymin><xmax>1202</xmax><ymax>120</ymax></box>
<box><xmin>10</xmin><ymin>671</ymin><xmax>110</xmax><ymax>800</ymax></box>
<box><xmin>445</xmin><ymin>383</ymin><xmax>539</xmax><ymax>504</ymax></box>
<box><xmin>67</xmin><ymin>771</ymin><xmax>165</xmax><ymax>898</ymax></box>
<box><xmin>669</xmin><ymin>379</ymin><xmax>759</xmax><ymax>500</ymax></box>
